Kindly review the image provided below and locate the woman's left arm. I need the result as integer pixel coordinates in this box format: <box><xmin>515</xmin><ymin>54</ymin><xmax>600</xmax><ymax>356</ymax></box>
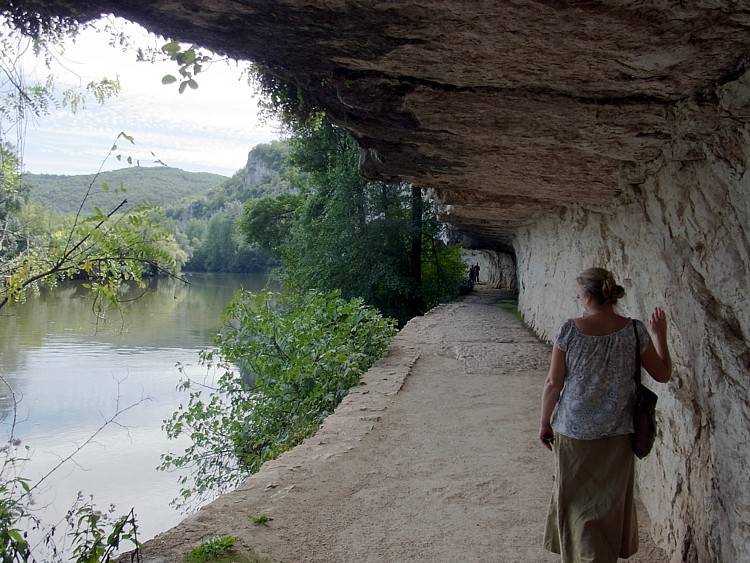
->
<box><xmin>539</xmin><ymin>345</ymin><xmax>566</xmax><ymax>450</ymax></box>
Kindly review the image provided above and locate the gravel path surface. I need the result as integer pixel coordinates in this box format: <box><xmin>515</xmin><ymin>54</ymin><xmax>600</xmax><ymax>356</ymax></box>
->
<box><xmin>136</xmin><ymin>288</ymin><xmax>667</xmax><ymax>562</ymax></box>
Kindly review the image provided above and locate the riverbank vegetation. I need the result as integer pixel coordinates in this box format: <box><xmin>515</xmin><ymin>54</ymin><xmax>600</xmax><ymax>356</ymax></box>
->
<box><xmin>0</xmin><ymin>136</ymin><xmax>184</xmax><ymax>313</ymax></box>
<box><xmin>164</xmin><ymin>141</ymin><xmax>291</xmax><ymax>273</ymax></box>
<box><xmin>11</xmin><ymin>141</ymin><xmax>291</xmax><ymax>277</ymax></box>
<box><xmin>161</xmin><ymin>289</ymin><xmax>396</xmax><ymax>503</ymax></box>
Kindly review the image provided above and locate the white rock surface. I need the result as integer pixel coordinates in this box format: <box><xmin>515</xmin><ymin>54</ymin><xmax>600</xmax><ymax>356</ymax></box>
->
<box><xmin>514</xmin><ymin>107</ymin><xmax>750</xmax><ymax>562</ymax></box>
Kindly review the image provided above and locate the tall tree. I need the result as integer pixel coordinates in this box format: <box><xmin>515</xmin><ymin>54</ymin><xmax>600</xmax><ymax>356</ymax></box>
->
<box><xmin>410</xmin><ymin>184</ymin><xmax>423</xmax><ymax>315</ymax></box>
<box><xmin>240</xmin><ymin>117</ymin><xmax>465</xmax><ymax>324</ymax></box>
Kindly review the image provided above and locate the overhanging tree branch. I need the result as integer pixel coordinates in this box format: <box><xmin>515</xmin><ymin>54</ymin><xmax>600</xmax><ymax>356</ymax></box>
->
<box><xmin>0</xmin><ymin>198</ymin><xmax>128</xmax><ymax>310</ymax></box>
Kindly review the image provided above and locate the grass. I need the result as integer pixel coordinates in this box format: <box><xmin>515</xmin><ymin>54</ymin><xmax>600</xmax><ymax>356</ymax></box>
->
<box><xmin>249</xmin><ymin>514</ymin><xmax>273</xmax><ymax>526</ymax></box>
<box><xmin>185</xmin><ymin>535</ymin><xmax>274</xmax><ymax>563</ymax></box>
<box><xmin>186</xmin><ymin>536</ymin><xmax>237</xmax><ymax>563</ymax></box>
<box><xmin>492</xmin><ymin>291</ymin><xmax>532</xmax><ymax>329</ymax></box>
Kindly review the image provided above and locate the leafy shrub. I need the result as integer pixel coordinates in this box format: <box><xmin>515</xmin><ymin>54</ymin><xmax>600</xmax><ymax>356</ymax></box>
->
<box><xmin>161</xmin><ymin>289</ymin><xmax>396</xmax><ymax>505</ymax></box>
<box><xmin>0</xmin><ymin>481</ymin><xmax>141</xmax><ymax>563</ymax></box>
<box><xmin>66</xmin><ymin>498</ymin><xmax>141</xmax><ymax>563</ymax></box>
<box><xmin>186</xmin><ymin>535</ymin><xmax>237</xmax><ymax>563</ymax></box>
<box><xmin>421</xmin><ymin>242</ymin><xmax>468</xmax><ymax>310</ymax></box>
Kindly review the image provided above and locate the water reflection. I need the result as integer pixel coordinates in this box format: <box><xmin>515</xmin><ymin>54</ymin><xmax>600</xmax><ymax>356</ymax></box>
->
<box><xmin>0</xmin><ymin>272</ymin><xmax>272</xmax><ymax>542</ymax></box>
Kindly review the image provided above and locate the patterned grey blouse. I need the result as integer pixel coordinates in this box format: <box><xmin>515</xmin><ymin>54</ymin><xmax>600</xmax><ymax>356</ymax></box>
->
<box><xmin>551</xmin><ymin>318</ymin><xmax>651</xmax><ymax>440</ymax></box>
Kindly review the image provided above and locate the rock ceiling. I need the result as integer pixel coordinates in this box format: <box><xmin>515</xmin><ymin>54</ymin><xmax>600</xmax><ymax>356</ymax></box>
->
<box><xmin>31</xmin><ymin>1</ymin><xmax>750</xmax><ymax>247</ymax></box>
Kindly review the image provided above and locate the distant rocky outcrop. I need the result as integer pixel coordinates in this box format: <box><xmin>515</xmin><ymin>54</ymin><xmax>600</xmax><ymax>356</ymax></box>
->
<box><xmin>170</xmin><ymin>141</ymin><xmax>291</xmax><ymax>221</ymax></box>
<box><xmin>243</xmin><ymin>142</ymin><xmax>288</xmax><ymax>190</ymax></box>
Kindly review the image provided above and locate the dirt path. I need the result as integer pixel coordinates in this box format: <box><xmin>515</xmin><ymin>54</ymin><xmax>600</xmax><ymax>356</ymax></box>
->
<box><xmin>139</xmin><ymin>288</ymin><xmax>667</xmax><ymax>562</ymax></box>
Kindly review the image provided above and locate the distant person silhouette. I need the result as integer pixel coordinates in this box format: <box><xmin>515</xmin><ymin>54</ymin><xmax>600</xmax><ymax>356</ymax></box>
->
<box><xmin>469</xmin><ymin>264</ymin><xmax>478</xmax><ymax>285</ymax></box>
<box><xmin>475</xmin><ymin>263</ymin><xmax>481</xmax><ymax>283</ymax></box>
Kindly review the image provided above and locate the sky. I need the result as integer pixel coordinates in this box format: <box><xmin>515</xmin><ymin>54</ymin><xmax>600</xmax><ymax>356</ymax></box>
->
<box><xmin>11</xmin><ymin>17</ymin><xmax>282</xmax><ymax>177</ymax></box>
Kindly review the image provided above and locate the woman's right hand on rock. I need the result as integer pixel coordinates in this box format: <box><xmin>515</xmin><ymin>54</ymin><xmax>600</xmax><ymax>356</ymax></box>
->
<box><xmin>650</xmin><ymin>307</ymin><xmax>668</xmax><ymax>340</ymax></box>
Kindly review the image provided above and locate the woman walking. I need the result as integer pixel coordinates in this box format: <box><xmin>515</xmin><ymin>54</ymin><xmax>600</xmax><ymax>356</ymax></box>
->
<box><xmin>539</xmin><ymin>267</ymin><xmax>672</xmax><ymax>562</ymax></box>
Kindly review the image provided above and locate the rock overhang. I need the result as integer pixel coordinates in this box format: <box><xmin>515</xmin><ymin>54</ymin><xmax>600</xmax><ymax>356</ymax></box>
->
<box><xmin>13</xmin><ymin>2</ymin><xmax>750</xmax><ymax>244</ymax></box>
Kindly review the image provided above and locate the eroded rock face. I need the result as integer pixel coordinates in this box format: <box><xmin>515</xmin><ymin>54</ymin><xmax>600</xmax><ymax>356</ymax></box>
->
<box><xmin>515</xmin><ymin>98</ymin><xmax>750</xmax><ymax>562</ymax></box>
<box><xmin>19</xmin><ymin>1</ymin><xmax>750</xmax><ymax>560</ymax></box>
<box><xmin>243</xmin><ymin>149</ymin><xmax>275</xmax><ymax>189</ymax></box>
<box><xmin>31</xmin><ymin>2</ymin><xmax>750</xmax><ymax>248</ymax></box>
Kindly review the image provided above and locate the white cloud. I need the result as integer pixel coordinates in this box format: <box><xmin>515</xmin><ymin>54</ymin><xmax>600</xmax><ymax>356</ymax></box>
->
<box><xmin>16</xmin><ymin>17</ymin><xmax>282</xmax><ymax>176</ymax></box>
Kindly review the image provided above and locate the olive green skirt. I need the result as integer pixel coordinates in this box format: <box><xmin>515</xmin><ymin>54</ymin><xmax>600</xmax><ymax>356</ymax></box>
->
<box><xmin>544</xmin><ymin>433</ymin><xmax>638</xmax><ymax>562</ymax></box>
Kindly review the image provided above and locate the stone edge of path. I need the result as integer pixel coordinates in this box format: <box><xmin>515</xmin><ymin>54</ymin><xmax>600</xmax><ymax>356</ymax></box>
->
<box><xmin>125</xmin><ymin>302</ymin><xmax>453</xmax><ymax>562</ymax></box>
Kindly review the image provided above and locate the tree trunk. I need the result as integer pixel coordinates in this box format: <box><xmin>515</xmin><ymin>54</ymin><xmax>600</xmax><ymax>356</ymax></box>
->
<box><xmin>431</xmin><ymin>237</ymin><xmax>443</xmax><ymax>281</ymax></box>
<box><xmin>410</xmin><ymin>184</ymin><xmax>422</xmax><ymax>312</ymax></box>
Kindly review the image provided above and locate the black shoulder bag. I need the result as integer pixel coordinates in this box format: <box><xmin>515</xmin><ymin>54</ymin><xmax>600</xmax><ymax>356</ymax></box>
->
<box><xmin>631</xmin><ymin>320</ymin><xmax>658</xmax><ymax>459</ymax></box>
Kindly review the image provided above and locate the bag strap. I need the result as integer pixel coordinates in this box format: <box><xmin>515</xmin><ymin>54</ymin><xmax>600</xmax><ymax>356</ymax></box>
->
<box><xmin>632</xmin><ymin>319</ymin><xmax>641</xmax><ymax>385</ymax></box>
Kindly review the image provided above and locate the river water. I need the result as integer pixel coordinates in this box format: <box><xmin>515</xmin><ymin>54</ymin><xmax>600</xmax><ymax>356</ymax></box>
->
<box><xmin>0</xmin><ymin>272</ymin><xmax>271</xmax><ymax>546</ymax></box>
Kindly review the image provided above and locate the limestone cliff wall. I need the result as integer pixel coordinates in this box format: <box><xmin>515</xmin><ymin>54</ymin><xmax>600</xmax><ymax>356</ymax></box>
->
<box><xmin>514</xmin><ymin>108</ymin><xmax>750</xmax><ymax>562</ymax></box>
<box><xmin>243</xmin><ymin>150</ymin><xmax>275</xmax><ymax>189</ymax></box>
<box><xmin>462</xmin><ymin>250</ymin><xmax>517</xmax><ymax>291</ymax></box>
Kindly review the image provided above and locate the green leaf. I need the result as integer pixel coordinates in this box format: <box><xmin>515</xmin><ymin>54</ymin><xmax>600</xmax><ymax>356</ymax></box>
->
<box><xmin>179</xmin><ymin>81</ymin><xmax>188</xmax><ymax>94</ymax></box>
<box><xmin>187</xmin><ymin>79</ymin><xmax>199</xmax><ymax>90</ymax></box>
<box><xmin>8</xmin><ymin>529</ymin><xmax>26</xmax><ymax>546</ymax></box>
<box><xmin>161</xmin><ymin>74</ymin><xmax>177</xmax><ymax>85</ymax></box>
<box><xmin>182</xmin><ymin>49</ymin><xmax>196</xmax><ymax>65</ymax></box>
<box><xmin>161</xmin><ymin>41</ymin><xmax>180</xmax><ymax>55</ymax></box>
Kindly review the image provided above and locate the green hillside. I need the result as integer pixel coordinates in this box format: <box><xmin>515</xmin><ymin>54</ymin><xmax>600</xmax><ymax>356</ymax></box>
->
<box><xmin>24</xmin><ymin>167</ymin><xmax>227</xmax><ymax>214</ymax></box>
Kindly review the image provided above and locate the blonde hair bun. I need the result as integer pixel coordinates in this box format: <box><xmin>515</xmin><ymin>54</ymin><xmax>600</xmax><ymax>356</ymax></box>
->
<box><xmin>577</xmin><ymin>267</ymin><xmax>625</xmax><ymax>305</ymax></box>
